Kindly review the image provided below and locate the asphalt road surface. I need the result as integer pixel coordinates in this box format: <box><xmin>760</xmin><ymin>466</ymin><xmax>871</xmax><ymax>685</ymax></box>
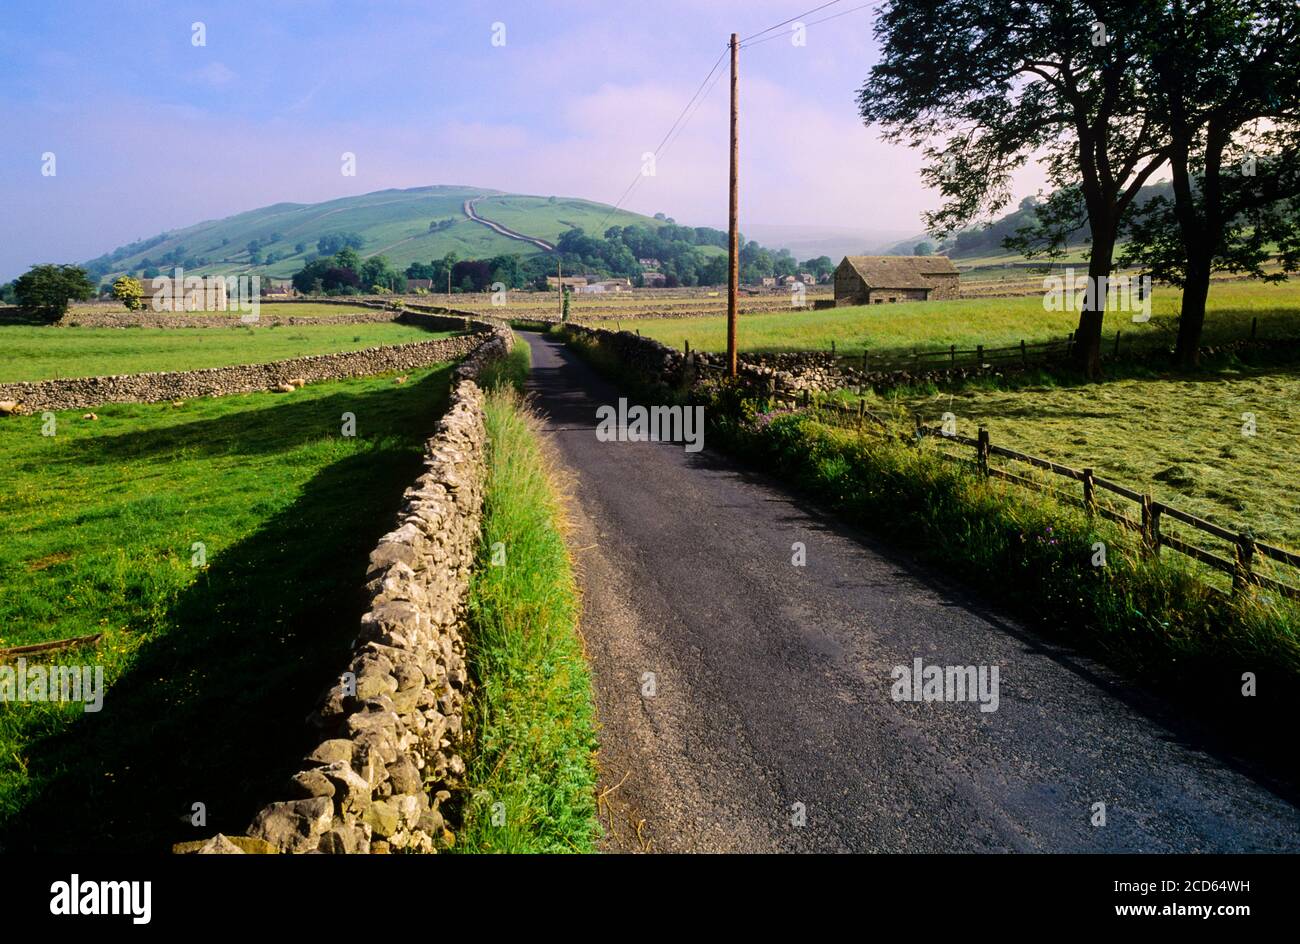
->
<box><xmin>519</xmin><ymin>330</ymin><xmax>1300</xmax><ymax>853</ymax></box>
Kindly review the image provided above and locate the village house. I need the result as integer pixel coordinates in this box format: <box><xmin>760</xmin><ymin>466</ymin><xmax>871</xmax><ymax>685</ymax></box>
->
<box><xmin>799</xmin><ymin>272</ymin><xmax>816</xmax><ymax>285</ymax></box>
<box><xmin>638</xmin><ymin>258</ymin><xmax>661</xmax><ymax>271</ymax></box>
<box><xmin>760</xmin><ymin>276</ymin><xmax>777</xmax><ymax>288</ymax></box>
<box><xmin>833</xmin><ymin>255</ymin><xmax>960</xmax><ymax>306</ymax></box>
<box><xmin>406</xmin><ymin>278</ymin><xmax>434</xmax><ymax>291</ymax></box>
<box><xmin>640</xmin><ymin>271</ymin><xmax>667</xmax><ymax>287</ymax></box>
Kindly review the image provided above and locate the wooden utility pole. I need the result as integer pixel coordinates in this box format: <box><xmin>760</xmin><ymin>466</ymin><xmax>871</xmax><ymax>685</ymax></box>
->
<box><xmin>726</xmin><ymin>31</ymin><xmax>739</xmax><ymax>378</ymax></box>
<box><xmin>557</xmin><ymin>259</ymin><xmax>563</xmax><ymax>319</ymax></box>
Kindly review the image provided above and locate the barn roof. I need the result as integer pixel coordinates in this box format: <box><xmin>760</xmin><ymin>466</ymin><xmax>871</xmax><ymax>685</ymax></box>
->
<box><xmin>840</xmin><ymin>255</ymin><xmax>958</xmax><ymax>289</ymax></box>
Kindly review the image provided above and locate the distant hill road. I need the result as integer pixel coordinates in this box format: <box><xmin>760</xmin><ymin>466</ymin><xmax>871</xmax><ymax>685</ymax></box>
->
<box><xmin>463</xmin><ymin>197</ymin><xmax>556</xmax><ymax>252</ymax></box>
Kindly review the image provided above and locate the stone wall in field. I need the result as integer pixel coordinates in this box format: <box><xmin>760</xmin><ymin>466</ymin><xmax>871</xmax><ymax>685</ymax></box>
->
<box><xmin>177</xmin><ymin>322</ymin><xmax>514</xmax><ymax>855</ymax></box>
<box><xmin>51</xmin><ymin>299</ymin><xmax>477</xmax><ymax>331</ymax></box>
<box><xmin>557</xmin><ymin>324</ymin><xmax>1055</xmax><ymax>394</ymax></box>
<box><xmin>0</xmin><ymin>332</ymin><xmax>489</xmax><ymax>412</ymax></box>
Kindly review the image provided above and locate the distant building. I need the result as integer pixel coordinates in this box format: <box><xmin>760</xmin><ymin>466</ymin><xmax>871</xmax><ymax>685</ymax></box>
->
<box><xmin>760</xmin><ymin>276</ymin><xmax>777</xmax><ymax>288</ymax></box>
<box><xmin>640</xmin><ymin>272</ymin><xmax>667</xmax><ymax>287</ymax></box>
<box><xmin>638</xmin><ymin>258</ymin><xmax>662</xmax><ymax>271</ymax></box>
<box><xmin>406</xmin><ymin>279</ymin><xmax>434</xmax><ymax>291</ymax></box>
<box><xmin>546</xmin><ymin>276</ymin><xmax>588</xmax><ymax>290</ymax></box>
<box><xmin>578</xmin><ymin>278</ymin><xmax>632</xmax><ymax>294</ymax></box>
<box><xmin>833</xmin><ymin>255</ymin><xmax>960</xmax><ymax>306</ymax></box>
<box><xmin>798</xmin><ymin>272</ymin><xmax>816</xmax><ymax>285</ymax></box>
<box><xmin>141</xmin><ymin>276</ymin><xmax>228</xmax><ymax>311</ymax></box>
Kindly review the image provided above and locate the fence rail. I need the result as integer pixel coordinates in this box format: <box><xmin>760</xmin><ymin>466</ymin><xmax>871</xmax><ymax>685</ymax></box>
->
<box><xmin>913</xmin><ymin>422</ymin><xmax>1300</xmax><ymax>600</ymax></box>
<box><xmin>752</xmin><ymin>386</ymin><xmax>1299</xmax><ymax>600</ymax></box>
<box><xmin>831</xmin><ymin>336</ymin><xmax>1074</xmax><ymax>374</ymax></box>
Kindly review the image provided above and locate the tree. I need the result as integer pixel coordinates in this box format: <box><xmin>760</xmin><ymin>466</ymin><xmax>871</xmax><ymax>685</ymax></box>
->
<box><xmin>1123</xmin><ymin>1</ymin><xmax>1300</xmax><ymax>367</ymax></box>
<box><xmin>112</xmin><ymin>275</ymin><xmax>144</xmax><ymax>311</ymax></box>
<box><xmin>13</xmin><ymin>264</ymin><xmax>95</xmax><ymax>321</ymax></box>
<box><xmin>858</xmin><ymin>1</ymin><xmax>1172</xmax><ymax>377</ymax></box>
<box><xmin>913</xmin><ymin>242</ymin><xmax>933</xmax><ymax>256</ymax></box>
<box><xmin>294</xmin><ymin>242</ymin><xmax>307</xmax><ymax>254</ymax></box>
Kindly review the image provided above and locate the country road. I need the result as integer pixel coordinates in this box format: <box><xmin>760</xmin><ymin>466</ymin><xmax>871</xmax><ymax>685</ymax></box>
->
<box><xmin>463</xmin><ymin>197</ymin><xmax>556</xmax><ymax>252</ymax></box>
<box><xmin>518</xmin><ymin>330</ymin><xmax>1300</xmax><ymax>854</ymax></box>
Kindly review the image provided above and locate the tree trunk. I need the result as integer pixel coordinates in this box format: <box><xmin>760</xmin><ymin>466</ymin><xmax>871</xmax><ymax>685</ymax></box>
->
<box><xmin>1072</xmin><ymin>229</ymin><xmax>1115</xmax><ymax>379</ymax></box>
<box><xmin>1174</xmin><ymin>247</ymin><xmax>1211</xmax><ymax>368</ymax></box>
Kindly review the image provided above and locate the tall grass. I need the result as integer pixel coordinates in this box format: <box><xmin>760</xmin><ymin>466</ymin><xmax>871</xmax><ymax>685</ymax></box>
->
<box><xmin>456</xmin><ymin>344</ymin><xmax>601</xmax><ymax>853</ymax></box>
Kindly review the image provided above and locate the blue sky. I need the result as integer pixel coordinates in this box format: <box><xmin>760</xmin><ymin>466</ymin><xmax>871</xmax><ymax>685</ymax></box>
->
<box><xmin>0</xmin><ymin>0</ymin><xmax>1046</xmax><ymax>279</ymax></box>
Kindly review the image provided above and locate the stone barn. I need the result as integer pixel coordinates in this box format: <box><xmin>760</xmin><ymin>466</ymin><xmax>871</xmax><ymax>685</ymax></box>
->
<box><xmin>833</xmin><ymin>255</ymin><xmax>960</xmax><ymax>306</ymax></box>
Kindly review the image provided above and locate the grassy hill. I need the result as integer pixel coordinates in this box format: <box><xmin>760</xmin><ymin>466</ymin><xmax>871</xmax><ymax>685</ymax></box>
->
<box><xmin>84</xmin><ymin>186</ymin><xmax>668</xmax><ymax>283</ymax></box>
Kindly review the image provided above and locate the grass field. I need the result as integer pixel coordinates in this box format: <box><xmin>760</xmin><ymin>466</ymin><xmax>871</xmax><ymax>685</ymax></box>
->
<box><xmin>0</xmin><ymin>364</ymin><xmax>454</xmax><ymax>850</ymax></box>
<box><xmin>871</xmin><ymin>363</ymin><xmax>1300</xmax><ymax>552</ymax></box>
<box><xmin>594</xmin><ymin>280</ymin><xmax>1300</xmax><ymax>355</ymax></box>
<box><xmin>0</xmin><ymin>322</ymin><xmax>453</xmax><ymax>381</ymax></box>
<box><xmin>456</xmin><ymin>345</ymin><xmax>600</xmax><ymax>853</ymax></box>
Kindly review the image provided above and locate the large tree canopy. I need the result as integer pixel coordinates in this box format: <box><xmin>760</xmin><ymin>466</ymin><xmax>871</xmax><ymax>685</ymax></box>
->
<box><xmin>859</xmin><ymin>0</ymin><xmax>1171</xmax><ymax>376</ymax></box>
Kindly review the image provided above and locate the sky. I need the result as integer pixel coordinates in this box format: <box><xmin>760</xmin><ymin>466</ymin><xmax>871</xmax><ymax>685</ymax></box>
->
<box><xmin>0</xmin><ymin>0</ymin><xmax>1048</xmax><ymax>280</ymax></box>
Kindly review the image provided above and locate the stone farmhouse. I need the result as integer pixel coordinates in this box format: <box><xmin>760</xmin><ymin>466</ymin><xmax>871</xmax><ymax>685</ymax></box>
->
<box><xmin>833</xmin><ymin>255</ymin><xmax>960</xmax><ymax>306</ymax></box>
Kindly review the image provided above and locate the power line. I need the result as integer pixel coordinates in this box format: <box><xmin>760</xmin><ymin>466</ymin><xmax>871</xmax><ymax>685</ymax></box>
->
<box><xmin>737</xmin><ymin>0</ymin><xmax>845</xmax><ymax>45</ymax></box>
<box><xmin>598</xmin><ymin>44</ymin><xmax>730</xmax><ymax>231</ymax></box>
<box><xmin>659</xmin><ymin>55</ymin><xmax>729</xmax><ymax>166</ymax></box>
<box><xmin>597</xmin><ymin>0</ymin><xmax>865</xmax><ymax>231</ymax></box>
<box><xmin>740</xmin><ymin>1</ymin><xmax>872</xmax><ymax>49</ymax></box>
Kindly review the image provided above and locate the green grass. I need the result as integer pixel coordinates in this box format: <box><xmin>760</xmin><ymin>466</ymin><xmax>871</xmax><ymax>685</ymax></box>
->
<box><xmin>455</xmin><ymin>343</ymin><xmax>601</xmax><ymax>853</ymax></box>
<box><xmin>872</xmin><ymin>362</ymin><xmax>1300</xmax><ymax>551</ymax></box>
<box><xmin>0</xmin><ymin>321</ymin><xmax>454</xmax><ymax>381</ymax></box>
<box><xmin>0</xmin><ymin>364</ymin><xmax>455</xmax><ymax>850</ymax></box>
<box><xmin>596</xmin><ymin>279</ymin><xmax>1300</xmax><ymax>355</ymax></box>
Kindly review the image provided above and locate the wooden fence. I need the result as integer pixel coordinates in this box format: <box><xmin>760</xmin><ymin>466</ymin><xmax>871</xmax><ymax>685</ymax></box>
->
<box><xmin>831</xmin><ymin>335</ymin><xmax>1074</xmax><ymax>374</ymax></box>
<box><xmin>914</xmin><ymin>422</ymin><xmax>1300</xmax><ymax>600</ymax></box>
<box><xmin>759</xmin><ymin>387</ymin><xmax>1300</xmax><ymax>601</ymax></box>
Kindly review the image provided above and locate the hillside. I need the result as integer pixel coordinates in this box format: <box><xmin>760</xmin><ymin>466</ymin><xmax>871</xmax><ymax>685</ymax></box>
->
<box><xmin>83</xmin><ymin>186</ymin><xmax>670</xmax><ymax>283</ymax></box>
<box><xmin>880</xmin><ymin>180</ymin><xmax>1181</xmax><ymax>268</ymax></box>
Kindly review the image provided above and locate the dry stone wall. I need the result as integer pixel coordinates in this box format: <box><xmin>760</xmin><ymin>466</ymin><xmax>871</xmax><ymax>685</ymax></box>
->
<box><xmin>177</xmin><ymin>322</ymin><xmax>514</xmax><ymax>855</ymax></box>
<box><xmin>0</xmin><ymin>333</ymin><xmax>486</xmax><ymax>412</ymax></box>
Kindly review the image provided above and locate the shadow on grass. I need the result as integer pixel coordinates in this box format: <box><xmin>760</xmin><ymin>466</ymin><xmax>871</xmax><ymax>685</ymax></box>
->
<box><xmin>28</xmin><ymin>374</ymin><xmax>448</xmax><ymax>473</ymax></box>
<box><xmin>0</xmin><ymin>375</ymin><xmax>451</xmax><ymax>852</ymax></box>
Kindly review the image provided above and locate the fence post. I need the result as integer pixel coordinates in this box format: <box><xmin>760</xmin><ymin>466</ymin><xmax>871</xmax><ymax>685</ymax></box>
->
<box><xmin>977</xmin><ymin>344</ymin><xmax>984</xmax><ymax>369</ymax></box>
<box><xmin>857</xmin><ymin>398</ymin><xmax>865</xmax><ymax>430</ymax></box>
<box><xmin>950</xmin><ymin>344</ymin><xmax>956</xmax><ymax>366</ymax></box>
<box><xmin>1082</xmin><ymin>468</ymin><xmax>1096</xmax><ymax>516</ymax></box>
<box><xmin>831</xmin><ymin>340</ymin><xmax>836</xmax><ymax>357</ymax></box>
<box><xmin>1234</xmin><ymin>533</ymin><xmax>1256</xmax><ymax>593</ymax></box>
<box><xmin>977</xmin><ymin>427</ymin><xmax>990</xmax><ymax>476</ymax></box>
<box><xmin>1141</xmin><ymin>496</ymin><xmax>1161</xmax><ymax>556</ymax></box>
<box><xmin>1020</xmin><ymin>339</ymin><xmax>1028</xmax><ymax>367</ymax></box>
<box><xmin>684</xmin><ymin>339</ymin><xmax>690</xmax><ymax>356</ymax></box>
